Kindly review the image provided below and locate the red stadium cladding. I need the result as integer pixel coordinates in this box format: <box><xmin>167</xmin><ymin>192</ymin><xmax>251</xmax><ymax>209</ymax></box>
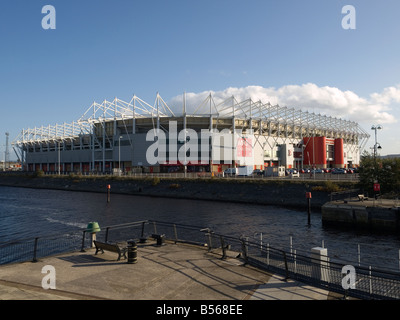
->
<box><xmin>303</xmin><ymin>137</ymin><xmax>327</xmax><ymax>168</ymax></box>
<box><xmin>334</xmin><ymin>138</ymin><xmax>344</xmax><ymax>168</ymax></box>
<box><xmin>303</xmin><ymin>137</ymin><xmax>345</xmax><ymax>169</ymax></box>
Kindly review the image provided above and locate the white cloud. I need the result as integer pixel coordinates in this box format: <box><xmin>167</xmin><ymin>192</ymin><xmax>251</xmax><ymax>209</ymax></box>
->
<box><xmin>370</xmin><ymin>85</ymin><xmax>400</xmax><ymax>105</ymax></box>
<box><xmin>169</xmin><ymin>83</ymin><xmax>398</xmax><ymax>125</ymax></box>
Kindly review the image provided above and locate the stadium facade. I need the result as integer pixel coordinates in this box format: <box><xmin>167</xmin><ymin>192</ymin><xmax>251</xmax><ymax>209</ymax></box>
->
<box><xmin>12</xmin><ymin>93</ymin><xmax>370</xmax><ymax>174</ymax></box>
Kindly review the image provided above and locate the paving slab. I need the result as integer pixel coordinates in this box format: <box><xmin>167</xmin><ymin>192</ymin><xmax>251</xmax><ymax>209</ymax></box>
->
<box><xmin>0</xmin><ymin>240</ymin><xmax>333</xmax><ymax>300</ymax></box>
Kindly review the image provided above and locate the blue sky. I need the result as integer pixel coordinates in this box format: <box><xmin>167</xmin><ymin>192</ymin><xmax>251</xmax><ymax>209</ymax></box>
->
<box><xmin>1</xmin><ymin>0</ymin><xmax>400</xmax><ymax>159</ymax></box>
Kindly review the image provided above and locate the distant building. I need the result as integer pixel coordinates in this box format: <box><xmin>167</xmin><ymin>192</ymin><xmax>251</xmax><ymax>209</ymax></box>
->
<box><xmin>12</xmin><ymin>93</ymin><xmax>370</xmax><ymax>174</ymax></box>
<box><xmin>0</xmin><ymin>161</ymin><xmax>21</xmax><ymax>171</ymax></box>
<box><xmin>381</xmin><ymin>154</ymin><xmax>400</xmax><ymax>159</ymax></box>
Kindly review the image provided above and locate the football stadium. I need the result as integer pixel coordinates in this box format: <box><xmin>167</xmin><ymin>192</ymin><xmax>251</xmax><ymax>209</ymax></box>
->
<box><xmin>12</xmin><ymin>93</ymin><xmax>370</xmax><ymax>174</ymax></box>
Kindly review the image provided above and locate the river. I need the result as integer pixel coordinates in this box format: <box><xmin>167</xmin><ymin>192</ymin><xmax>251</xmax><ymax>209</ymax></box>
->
<box><xmin>0</xmin><ymin>185</ymin><xmax>399</xmax><ymax>271</ymax></box>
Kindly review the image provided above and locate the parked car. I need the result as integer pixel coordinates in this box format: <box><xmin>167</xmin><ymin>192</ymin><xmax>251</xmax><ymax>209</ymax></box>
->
<box><xmin>252</xmin><ymin>169</ymin><xmax>264</xmax><ymax>176</ymax></box>
<box><xmin>310</xmin><ymin>169</ymin><xmax>324</xmax><ymax>174</ymax></box>
<box><xmin>331</xmin><ymin>168</ymin><xmax>346</xmax><ymax>174</ymax></box>
<box><xmin>224</xmin><ymin>168</ymin><xmax>237</xmax><ymax>175</ymax></box>
<box><xmin>285</xmin><ymin>169</ymin><xmax>298</xmax><ymax>175</ymax></box>
<box><xmin>323</xmin><ymin>168</ymin><xmax>331</xmax><ymax>173</ymax></box>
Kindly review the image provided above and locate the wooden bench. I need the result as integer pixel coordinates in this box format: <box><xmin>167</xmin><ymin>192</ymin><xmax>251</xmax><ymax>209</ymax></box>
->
<box><xmin>93</xmin><ymin>240</ymin><xmax>127</xmax><ymax>261</ymax></box>
<box><xmin>358</xmin><ymin>194</ymin><xmax>368</xmax><ymax>201</ymax></box>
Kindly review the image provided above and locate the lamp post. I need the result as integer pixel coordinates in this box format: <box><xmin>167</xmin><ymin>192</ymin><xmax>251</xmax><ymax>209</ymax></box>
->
<box><xmin>58</xmin><ymin>141</ymin><xmax>61</xmax><ymax>175</ymax></box>
<box><xmin>371</xmin><ymin>125</ymin><xmax>382</xmax><ymax>158</ymax></box>
<box><xmin>118</xmin><ymin>135</ymin><xmax>123</xmax><ymax>176</ymax></box>
<box><xmin>371</xmin><ymin>125</ymin><xmax>382</xmax><ymax>186</ymax></box>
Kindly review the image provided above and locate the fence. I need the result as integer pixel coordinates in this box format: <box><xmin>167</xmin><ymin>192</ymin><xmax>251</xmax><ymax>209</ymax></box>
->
<box><xmin>1</xmin><ymin>220</ymin><xmax>400</xmax><ymax>299</ymax></box>
<box><xmin>38</xmin><ymin>170</ymin><xmax>360</xmax><ymax>182</ymax></box>
<box><xmin>0</xmin><ymin>232</ymin><xmax>83</xmax><ymax>265</ymax></box>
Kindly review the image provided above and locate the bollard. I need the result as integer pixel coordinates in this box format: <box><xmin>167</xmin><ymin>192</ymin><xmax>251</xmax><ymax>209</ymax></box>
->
<box><xmin>127</xmin><ymin>240</ymin><xmax>137</xmax><ymax>264</ymax></box>
<box><xmin>87</xmin><ymin>222</ymin><xmax>101</xmax><ymax>248</ymax></box>
<box><xmin>306</xmin><ymin>192</ymin><xmax>312</xmax><ymax>225</ymax></box>
<box><xmin>156</xmin><ymin>234</ymin><xmax>165</xmax><ymax>246</ymax></box>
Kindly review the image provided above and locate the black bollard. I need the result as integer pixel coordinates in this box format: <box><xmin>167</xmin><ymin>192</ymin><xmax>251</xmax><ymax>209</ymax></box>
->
<box><xmin>127</xmin><ymin>240</ymin><xmax>137</xmax><ymax>264</ymax></box>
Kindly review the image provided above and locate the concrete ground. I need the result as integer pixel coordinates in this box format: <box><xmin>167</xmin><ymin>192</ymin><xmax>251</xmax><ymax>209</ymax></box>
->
<box><xmin>331</xmin><ymin>197</ymin><xmax>400</xmax><ymax>208</ymax></box>
<box><xmin>0</xmin><ymin>240</ymin><xmax>337</xmax><ymax>301</ymax></box>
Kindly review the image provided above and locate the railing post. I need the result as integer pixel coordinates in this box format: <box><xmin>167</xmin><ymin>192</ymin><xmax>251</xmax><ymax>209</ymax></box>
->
<box><xmin>141</xmin><ymin>221</ymin><xmax>146</xmax><ymax>239</ymax></box>
<box><xmin>173</xmin><ymin>224</ymin><xmax>178</xmax><ymax>244</ymax></box>
<box><xmin>105</xmin><ymin>227</ymin><xmax>110</xmax><ymax>243</ymax></box>
<box><xmin>240</xmin><ymin>236</ymin><xmax>248</xmax><ymax>264</ymax></box>
<box><xmin>369</xmin><ymin>266</ymin><xmax>372</xmax><ymax>297</ymax></box>
<box><xmin>282</xmin><ymin>250</ymin><xmax>289</xmax><ymax>281</ymax></box>
<box><xmin>32</xmin><ymin>237</ymin><xmax>39</xmax><ymax>262</ymax></box>
<box><xmin>153</xmin><ymin>221</ymin><xmax>157</xmax><ymax>235</ymax></box>
<box><xmin>80</xmin><ymin>231</ymin><xmax>86</xmax><ymax>252</ymax></box>
<box><xmin>205</xmin><ymin>232</ymin><xmax>212</xmax><ymax>251</ymax></box>
<box><xmin>220</xmin><ymin>236</ymin><xmax>227</xmax><ymax>259</ymax></box>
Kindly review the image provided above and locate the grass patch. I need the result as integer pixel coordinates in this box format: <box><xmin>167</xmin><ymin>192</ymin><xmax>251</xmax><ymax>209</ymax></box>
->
<box><xmin>311</xmin><ymin>181</ymin><xmax>343</xmax><ymax>193</ymax></box>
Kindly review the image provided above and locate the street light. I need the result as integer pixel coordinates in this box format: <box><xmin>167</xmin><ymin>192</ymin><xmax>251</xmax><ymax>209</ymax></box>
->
<box><xmin>371</xmin><ymin>125</ymin><xmax>382</xmax><ymax>185</ymax></box>
<box><xmin>118</xmin><ymin>135</ymin><xmax>123</xmax><ymax>176</ymax></box>
<box><xmin>58</xmin><ymin>141</ymin><xmax>61</xmax><ymax>175</ymax></box>
<box><xmin>371</xmin><ymin>125</ymin><xmax>383</xmax><ymax>158</ymax></box>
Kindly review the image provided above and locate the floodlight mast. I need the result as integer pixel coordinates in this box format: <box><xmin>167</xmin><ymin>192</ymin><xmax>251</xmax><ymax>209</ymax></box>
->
<box><xmin>5</xmin><ymin>132</ymin><xmax>9</xmax><ymax>170</ymax></box>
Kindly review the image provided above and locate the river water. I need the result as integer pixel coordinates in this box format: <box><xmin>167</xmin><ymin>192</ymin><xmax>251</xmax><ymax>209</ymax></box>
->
<box><xmin>0</xmin><ymin>185</ymin><xmax>400</xmax><ymax>271</ymax></box>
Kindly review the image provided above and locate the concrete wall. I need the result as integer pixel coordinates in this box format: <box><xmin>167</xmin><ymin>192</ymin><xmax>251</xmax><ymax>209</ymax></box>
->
<box><xmin>322</xmin><ymin>203</ymin><xmax>400</xmax><ymax>232</ymax></box>
<box><xmin>0</xmin><ymin>174</ymin><xmax>333</xmax><ymax>210</ymax></box>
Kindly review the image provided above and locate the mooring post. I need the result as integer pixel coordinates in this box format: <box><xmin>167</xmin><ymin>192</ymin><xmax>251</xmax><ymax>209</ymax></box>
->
<box><xmin>139</xmin><ymin>221</ymin><xmax>147</xmax><ymax>243</ymax></box>
<box><xmin>306</xmin><ymin>192</ymin><xmax>312</xmax><ymax>225</ymax></box>
<box><xmin>107</xmin><ymin>184</ymin><xmax>111</xmax><ymax>203</ymax></box>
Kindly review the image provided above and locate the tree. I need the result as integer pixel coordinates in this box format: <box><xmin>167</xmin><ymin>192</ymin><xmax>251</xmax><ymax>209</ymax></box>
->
<box><xmin>358</xmin><ymin>151</ymin><xmax>400</xmax><ymax>196</ymax></box>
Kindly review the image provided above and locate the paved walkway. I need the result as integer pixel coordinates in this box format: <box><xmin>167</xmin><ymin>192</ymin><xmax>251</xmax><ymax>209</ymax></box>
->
<box><xmin>0</xmin><ymin>240</ymin><xmax>338</xmax><ymax>300</ymax></box>
<box><xmin>331</xmin><ymin>197</ymin><xmax>400</xmax><ymax>208</ymax></box>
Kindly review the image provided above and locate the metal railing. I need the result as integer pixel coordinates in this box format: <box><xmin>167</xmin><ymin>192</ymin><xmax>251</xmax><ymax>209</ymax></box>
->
<box><xmin>0</xmin><ymin>232</ymin><xmax>83</xmax><ymax>265</ymax></box>
<box><xmin>33</xmin><ymin>170</ymin><xmax>360</xmax><ymax>181</ymax></box>
<box><xmin>1</xmin><ymin>220</ymin><xmax>400</xmax><ymax>299</ymax></box>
